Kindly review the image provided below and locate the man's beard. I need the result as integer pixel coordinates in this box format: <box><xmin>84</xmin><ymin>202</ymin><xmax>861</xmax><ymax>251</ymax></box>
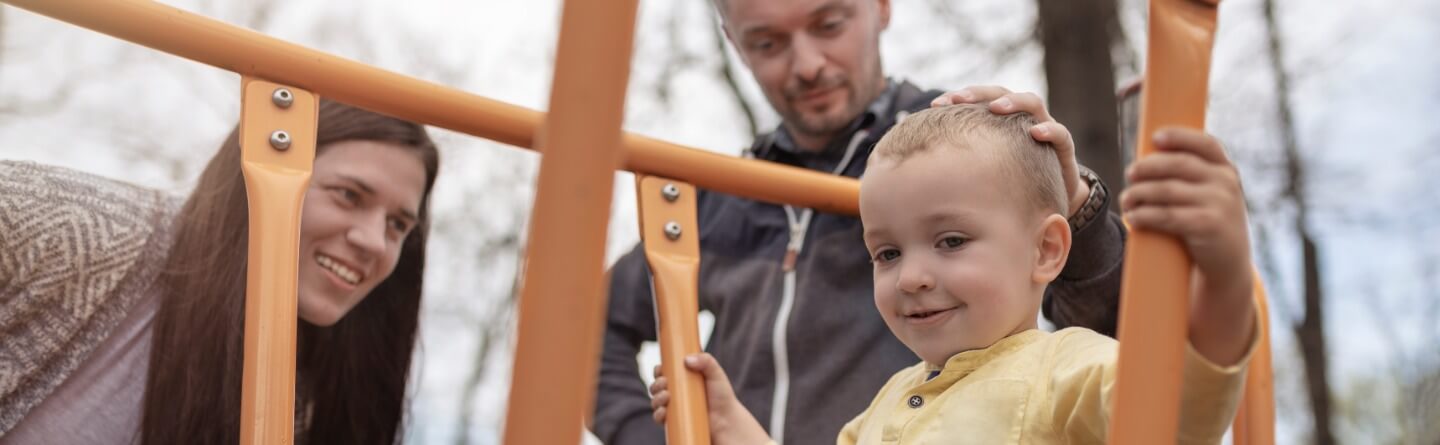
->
<box><xmin>781</xmin><ymin>73</ymin><xmax>861</xmax><ymax>140</ymax></box>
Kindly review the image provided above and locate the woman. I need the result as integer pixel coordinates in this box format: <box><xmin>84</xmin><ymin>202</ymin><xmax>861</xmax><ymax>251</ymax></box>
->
<box><xmin>0</xmin><ymin>99</ymin><xmax>440</xmax><ymax>444</ymax></box>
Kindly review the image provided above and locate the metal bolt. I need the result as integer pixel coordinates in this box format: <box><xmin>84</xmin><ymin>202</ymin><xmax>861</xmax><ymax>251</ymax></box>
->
<box><xmin>269</xmin><ymin>130</ymin><xmax>292</xmax><ymax>150</ymax></box>
<box><xmin>661</xmin><ymin>183</ymin><xmax>681</xmax><ymax>202</ymax></box>
<box><xmin>272</xmin><ymin>88</ymin><xmax>294</xmax><ymax>108</ymax></box>
<box><xmin>663</xmin><ymin>221</ymin><xmax>683</xmax><ymax>240</ymax></box>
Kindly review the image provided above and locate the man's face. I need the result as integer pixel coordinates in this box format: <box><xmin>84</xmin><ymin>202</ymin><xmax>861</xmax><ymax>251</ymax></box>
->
<box><xmin>720</xmin><ymin>0</ymin><xmax>891</xmax><ymax>147</ymax></box>
<box><xmin>860</xmin><ymin>146</ymin><xmax>1050</xmax><ymax>366</ymax></box>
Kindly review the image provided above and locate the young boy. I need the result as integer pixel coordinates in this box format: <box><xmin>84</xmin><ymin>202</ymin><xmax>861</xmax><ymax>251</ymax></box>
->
<box><xmin>649</xmin><ymin>103</ymin><xmax>1258</xmax><ymax>444</ymax></box>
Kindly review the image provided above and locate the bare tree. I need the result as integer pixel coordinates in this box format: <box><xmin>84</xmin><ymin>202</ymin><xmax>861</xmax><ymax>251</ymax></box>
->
<box><xmin>452</xmin><ymin>236</ymin><xmax>524</xmax><ymax>445</ymax></box>
<box><xmin>1035</xmin><ymin>0</ymin><xmax>1126</xmax><ymax>196</ymax></box>
<box><xmin>1262</xmin><ymin>0</ymin><xmax>1336</xmax><ymax>443</ymax></box>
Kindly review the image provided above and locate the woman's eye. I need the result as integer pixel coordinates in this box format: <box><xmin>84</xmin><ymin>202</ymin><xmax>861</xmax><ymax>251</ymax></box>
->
<box><xmin>389</xmin><ymin>217</ymin><xmax>410</xmax><ymax>233</ymax></box>
<box><xmin>872</xmin><ymin>249</ymin><xmax>901</xmax><ymax>263</ymax></box>
<box><xmin>937</xmin><ymin>236</ymin><xmax>967</xmax><ymax>250</ymax></box>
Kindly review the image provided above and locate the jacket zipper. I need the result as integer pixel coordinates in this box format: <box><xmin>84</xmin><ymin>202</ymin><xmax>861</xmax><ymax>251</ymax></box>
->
<box><xmin>767</xmin><ymin>129</ymin><xmax>869</xmax><ymax>444</ymax></box>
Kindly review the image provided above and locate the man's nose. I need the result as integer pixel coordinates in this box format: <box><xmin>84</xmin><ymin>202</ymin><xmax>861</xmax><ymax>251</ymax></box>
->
<box><xmin>790</xmin><ymin>35</ymin><xmax>826</xmax><ymax>84</ymax></box>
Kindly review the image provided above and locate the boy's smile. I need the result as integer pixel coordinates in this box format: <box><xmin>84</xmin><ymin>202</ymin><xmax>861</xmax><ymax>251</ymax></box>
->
<box><xmin>902</xmin><ymin>303</ymin><xmax>963</xmax><ymax>325</ymax></box>
<box><xmin>860</xmin><ymin>142</ymin><xmax>1068</xmax><ymax>366</ymax></box>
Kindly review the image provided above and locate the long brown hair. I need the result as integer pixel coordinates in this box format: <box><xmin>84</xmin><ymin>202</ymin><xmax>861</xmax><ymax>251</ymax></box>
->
<box><xmin>140</xmin><ymin>100</ymin><xmax>440</xmax><ymax>445</ymax></box>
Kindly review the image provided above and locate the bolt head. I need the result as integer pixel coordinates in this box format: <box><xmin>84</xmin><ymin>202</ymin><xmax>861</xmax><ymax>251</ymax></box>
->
<box><xmin>272</xmin><ymin>88</ymin><xmax>294</xmax><ymax>108</ymax></box>
<box><xmin>661</xmin><ymin>183</ymin><xmax>681</xmax><ymax>202</ymax></box>
<box><xmin>663</xmin><ymin>221</ymin><xmax>682</xmax><ymax>240</ymax></box>
<box><xmin>269</xmin><ymin>130</ymin><xmax>292</xmax><ymax>150</ymax></box>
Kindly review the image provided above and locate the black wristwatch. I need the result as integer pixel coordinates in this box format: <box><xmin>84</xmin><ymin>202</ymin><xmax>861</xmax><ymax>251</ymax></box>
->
<box><xmin>1068</xmin><ymin>167</ymin><xmax>1107</xmax><ymax>232</ymax></box>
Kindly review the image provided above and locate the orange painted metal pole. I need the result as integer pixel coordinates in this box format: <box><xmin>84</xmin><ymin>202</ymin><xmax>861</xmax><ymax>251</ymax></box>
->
<box><xmin>635</xmin><ymin>176</ymin><xmax>711</xmax><ymax>445</ymax></box>
<box><xmin>0</xmin><ymin>0</ymin><xmax>859</xmax><ymax>216</ymax></box>
<box><xmin>499</xmin><ymin>0</ymin><xmax>639</xmax><ymax>442</ymax></box>
<box><xmin>1232</xmin><ymin>281</ymin><xmax>1276</xmax><ymax>445</ymax></box>
<box><xmin>1107</xmin><ymin>0</ymin><xmax>1221</xmax><ymax>443</ymax></box>
<box><xmin>237</xmin><ymin>77</ymin><xmax>317</xmax><ymax>445</ymax></box>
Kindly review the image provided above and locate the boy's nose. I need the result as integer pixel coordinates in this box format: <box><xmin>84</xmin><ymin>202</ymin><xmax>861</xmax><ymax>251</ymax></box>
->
<box><xmin>896</xmin><ymin>263</ymin><xmax>935</xmax><ymax>294</ymax></box>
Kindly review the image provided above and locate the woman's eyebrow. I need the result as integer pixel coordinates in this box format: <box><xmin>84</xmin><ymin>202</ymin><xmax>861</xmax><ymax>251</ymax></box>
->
<box><xmin>335</xmin><ymin>174</ymin><xmax>376</xmax><ymax>195</ymax></box>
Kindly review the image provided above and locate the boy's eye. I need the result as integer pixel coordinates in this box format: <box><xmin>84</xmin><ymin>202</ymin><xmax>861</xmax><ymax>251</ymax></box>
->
<box><xmin>936</xmin><ymin>236</ymin><xmax>967</xmax><ymax>250</ymax></box>
<box><xmin>872</xmin><ymin>249</ymin><xmax>901</xmax><ymax>263</ymax></box>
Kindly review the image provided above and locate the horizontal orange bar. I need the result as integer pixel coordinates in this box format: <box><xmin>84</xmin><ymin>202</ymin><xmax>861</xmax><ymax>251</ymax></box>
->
<box><xmin>3</xmin><ymin>0</ymin><xmax>861</xmax><ymax>215</ymax></box>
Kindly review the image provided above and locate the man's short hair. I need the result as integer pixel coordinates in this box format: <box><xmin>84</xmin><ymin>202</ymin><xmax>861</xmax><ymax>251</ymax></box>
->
<box><xmin>871</xmin><ymin>104</ymin><xmax>1070</xmax><ymax>217</ymax></box>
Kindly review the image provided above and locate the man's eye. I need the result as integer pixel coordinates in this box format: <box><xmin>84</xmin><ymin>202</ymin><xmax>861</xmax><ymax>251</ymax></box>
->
<box><xmin>333</xmin><ymin>188</ymin><xmax>360</xmax><ymax>205</ymax></box>
<box><xmin>937</xmin><ymin>236</ymin><xmax>967</xmax><ymax>250</ymax></box>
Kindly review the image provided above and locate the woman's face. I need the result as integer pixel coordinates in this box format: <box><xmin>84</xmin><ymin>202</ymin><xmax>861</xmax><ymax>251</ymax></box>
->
<box><xmin>297</xmin><ymin>140</ymin><xmax>428</xmax><ymax>326</ymax></box>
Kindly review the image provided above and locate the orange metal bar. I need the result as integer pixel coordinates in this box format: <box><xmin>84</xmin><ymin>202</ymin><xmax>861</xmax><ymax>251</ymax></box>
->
<box><xmin>237</xmin><ymin>77</ymin><xmax>317</xmax><ymax>445</ymax></box>
<box><xmin>1108</xmin><ymin>0</ymin><xmax>1221</xmax><ymax>443</ymax></box>
<box><xmin>0</xmin><ymin>0</ymin><xmax>859</xmax><ymax>216</ymax></box>
<box><xmin>635</xmin><ymin>176</ymin><xmax>711</xmax><ymax>445</ymax></box>
<box><xmin>1232</xmin><ymin>281</ymin><xmax>1276</xmax><ymax>445</ymax></box>
<box><xmin>500</xmin><ymin>0</ymin><xmax>639</xmax><ymax>441</ymax></box>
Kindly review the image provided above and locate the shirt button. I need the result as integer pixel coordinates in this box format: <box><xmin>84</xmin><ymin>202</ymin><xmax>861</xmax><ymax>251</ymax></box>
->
<box><xmin>908</xmin><ymin>395</ymin><xmax>924</xmax><ymax>408</ymax></box>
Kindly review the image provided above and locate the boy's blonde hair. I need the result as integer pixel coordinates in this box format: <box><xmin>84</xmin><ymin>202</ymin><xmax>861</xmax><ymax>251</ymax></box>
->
<box><xmin>872</xmin><ymin>104</ymin><xmax>1070</xmax><ymax>217</ymax></box>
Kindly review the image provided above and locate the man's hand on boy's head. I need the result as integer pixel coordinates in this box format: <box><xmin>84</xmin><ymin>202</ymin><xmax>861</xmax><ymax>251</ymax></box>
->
<box><xmin>1119</xmin><ymin>127</ymin><xmax>1256</xmax><ymax>366</ymax></box>
<box><xmin>932</xmin><ymin>86</ymin><xmax>1088</xmax><ymax>215</ymax></box>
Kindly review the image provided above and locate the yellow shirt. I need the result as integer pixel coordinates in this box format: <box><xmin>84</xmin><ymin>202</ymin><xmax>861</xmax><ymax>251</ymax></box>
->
<box><xmin>836</xmin><ymin>328</ymin><xmax>1254</xmax><ymax>445</ymax></box>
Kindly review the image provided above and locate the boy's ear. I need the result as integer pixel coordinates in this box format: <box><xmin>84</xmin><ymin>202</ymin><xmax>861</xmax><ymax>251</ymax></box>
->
<box><xmin>1032</xmin><ymin>213</ymin><xmax>1072</xmax><ymax>284</ymax></box>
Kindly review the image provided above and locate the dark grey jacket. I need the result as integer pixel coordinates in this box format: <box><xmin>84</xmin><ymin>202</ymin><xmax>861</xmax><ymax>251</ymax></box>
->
<box><xmin>591</xmin><ymin>81</ymin><xmax>1126</xmax><ymax>445</ymax></box>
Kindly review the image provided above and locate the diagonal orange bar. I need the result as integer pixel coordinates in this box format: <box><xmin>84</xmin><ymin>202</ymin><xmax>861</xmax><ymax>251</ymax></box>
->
<box><xmin>0</xmin><ymin>0</ymin><xmax>860</xmax><ymax>216</ymax></box>
<box><xmin>635</xmin><ymin>176</ymin><xmax>711</xmax><ymax>445</ymax></box>
<box><xmin>1108</xmin><ymin>0</ymin><xmax>1221</xmax><ymax>443</ymax></box>
<box><xmin>500</xmin><ymin>0</ymin><xmax>639</xmax><ymax>442</ymax></box>
<box><xmin>237</xmin><ymin>77</ymin><xmax>317</xmax><ymax>445</ymax></box>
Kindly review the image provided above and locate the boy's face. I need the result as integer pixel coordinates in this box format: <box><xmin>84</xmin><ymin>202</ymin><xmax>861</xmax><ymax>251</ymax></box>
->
<box><xmin>860</xmin><ymin>144</ymin><xmax>1064</xmax><ymax>366</ymax></box>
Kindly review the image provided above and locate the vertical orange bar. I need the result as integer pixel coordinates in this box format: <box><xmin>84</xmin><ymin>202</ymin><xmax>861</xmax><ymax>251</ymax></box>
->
<box><xmin>500</xmin><ymin>0</ymin><xmax>640</xmax><ymax>442</ymax></box>
<box><xmin>1107</xmin><ymin>0</ymin><xmax>1219</xmax><ymax>443</ymax></box>
<box><xmin>635</xmin><ymin>176</ymin><xmax>711</xmax><ymax>445</ymax></box>
<box><xmin>238</xmin><ymin>77</ymin><xmax>317</xmax><ymax>445</ymax></box>
<box><xmin>1232</xmin><ymin>280</ymin><xmax>1276</xmax><ymax>445</ymax></box>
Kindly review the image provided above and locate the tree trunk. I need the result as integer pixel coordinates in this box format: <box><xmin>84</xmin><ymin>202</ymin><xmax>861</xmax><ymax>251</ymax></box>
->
<box><xmin>1263</xmin><ymin>0</ymin><xmax>1337</xmax><ymax>443</ymax></box>
<box><xmin>1036</xmin><ymin>0</ymin><xmax>1126</xmax><ymax>199</ymax></box>
<box><xmin>1294</xmin><ymin>228</ymin><xmax>1335</xmax><ymax>445</ymax></box>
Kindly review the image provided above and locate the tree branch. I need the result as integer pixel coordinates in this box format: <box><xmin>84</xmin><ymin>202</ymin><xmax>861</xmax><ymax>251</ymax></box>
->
<box><xmin>708</xmin><ymin>9</ymin><xmax>758</xmax><ymax>138</ymax></box>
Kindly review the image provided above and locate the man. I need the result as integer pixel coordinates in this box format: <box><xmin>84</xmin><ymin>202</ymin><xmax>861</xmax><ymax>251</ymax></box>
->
<box><xmin>592</xmin><ymin>0</ymin><xmax>1127</xmax><ymax>443</ymax></box>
